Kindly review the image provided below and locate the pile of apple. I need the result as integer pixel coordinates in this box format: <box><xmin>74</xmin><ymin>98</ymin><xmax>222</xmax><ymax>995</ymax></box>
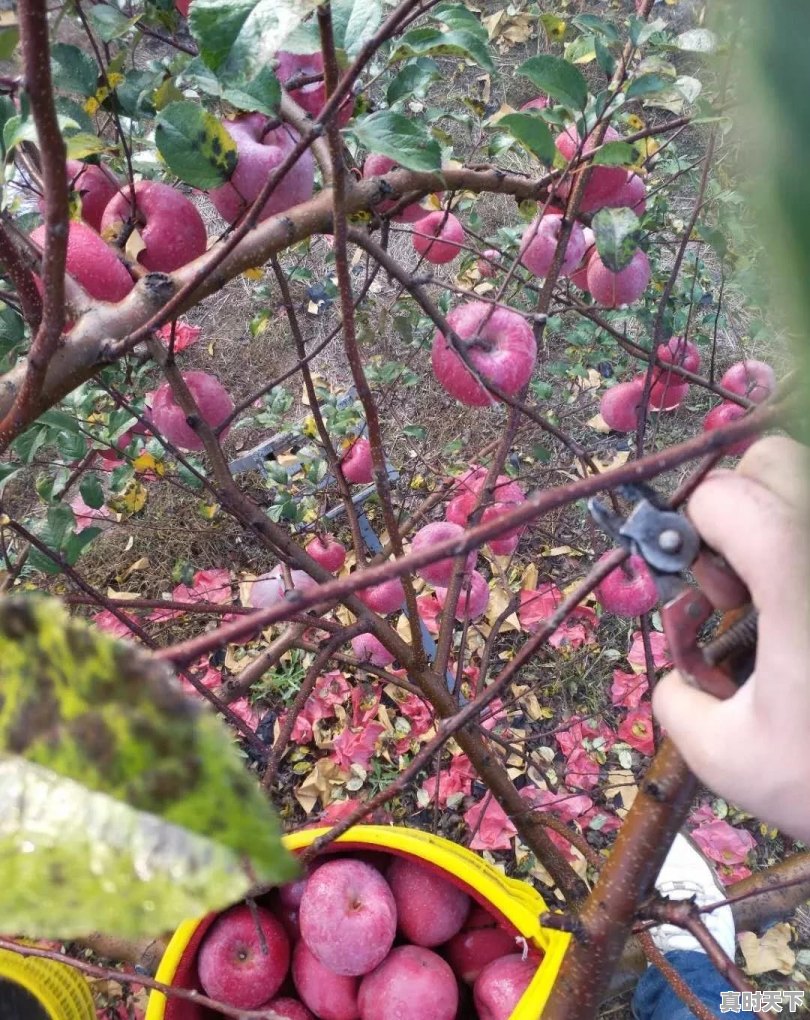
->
<box><xmin>195</xmin><ymin>852</ymin><xmax>544</xmax><ymax>1020</ymax></box>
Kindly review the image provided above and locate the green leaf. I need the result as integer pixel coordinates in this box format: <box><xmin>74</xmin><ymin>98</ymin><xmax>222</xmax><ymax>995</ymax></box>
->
<box><xmin>391</xmin><ymin>27</ymin><xmax>496</xmax><ymax>75</ymax></box>
<box><xmin>88</xmin><ymin>6</ymin><xmax>137</xmax><ymax>42</ymax></box>
<box><xmin>65</xmin><ymin>133</ymin><xmax>110</xmax><ymax>160</ymax></box>
<box><xmin>155</xmin><ymin>101</ymin><xmax>238</xmax><ymax>188</ymax></box>
<box><xmin>0</xmin><ymin>27</ymin><xmax>19</xmax><ymax>61</ymax></box>
<box><xmin>4</xmin><ymin>112</ymin><xmax>79</xmax><ymax>155</ymax></box>
<box><xmin>0</xmin><ymin>595</ymin><xmax>297</xmax><ymax>938</ymax></box>
<box><xmin>79</xmin><ymin>474</ymin><xmax>105</xmax><ymax>510</ymax></box>
<box><xmin>0</xmin><ymin>463</ymin><xmax>20</xmax><ymax>494</ymax></box>
<box><xmin>189</xmin><ymin>0</ymin><xmax>322</xmax><ymax>79</ymax></box>
<box><xmin>592</xmin><ymin>207</ymin><xmax>643</xmax><ymax>272</ymax></box>
<box><xmin>352</xmin><ymin>111</ymin><xmax>442</xmax><ymax>171</ymax></box>
<box><xmin>433</xmin><ymin>3</ymin><xmax>487</xmax><ymax>40</ymax></box>
<box><xmin>221</xmin><ymin>65</ymin><xmax>281</xmax><ymax>116</ymax></box>
<box><xmin>591</xmin><ymin>140</ymin><xmax>637</xmax><ymax>166</ymax></box>
<box><xmin>386</xmin><ymin>58</ymin><xmax>441</xmax><ymax>106</ymax></box>
<box><xmin>493</xmin><ymin>113</ymin><xmax>555</xmax><ymax>165</ymax></box>
<box><xmin>626</xmin><ymin>73</ymin><xmax>674</xmax><ymax>100</ymax></box>
<box><xmin>50</xmin><ymin>43</ymin><xmax>98</xmax><ymax>98</ymax></box>
<box><xmin>594</xmin><ymin>37</ymin><xmax>617</xmax><ymax>79</ymax></box>
<box><xmin>0</xmin><ymin>757</ymin><xmax>291</xmax><ymax>940</ymax></box>
<box><xmin>62</xmin><ymin>527</ymin><xmax>102</xmax><ymax>565</ymax></box>
<box><xmin>571</xmin><ymin>14</ymin><xmax>619</xmax><ymax>42</ymax></box>
<box><xmin>517</xmin><ymin>55</ymin><xmax>588</xmax><ymax>111</ymax></box>
<box><xmin>331</xmin><ymin>0</ymin><xmax>383</xmax><ymax>57</ymax></box>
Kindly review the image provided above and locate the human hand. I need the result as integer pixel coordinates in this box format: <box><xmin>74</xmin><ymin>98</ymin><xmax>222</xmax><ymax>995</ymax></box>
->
<box><xmin>653</xmin><ymin>437</ymin><xmax>810</xmax><ymax>841</ymax></box>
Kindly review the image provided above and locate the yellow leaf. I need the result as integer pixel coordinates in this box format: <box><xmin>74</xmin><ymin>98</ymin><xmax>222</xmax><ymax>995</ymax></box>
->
<box><xmin>115</xmin><ymin>557</ymin><xmax>149</xmax><ymax>584</ymax></box>
<box><xmin>626</xmin><ymin>114</ymin><xmax>645</xmax><ymax>132</ymax></box>
<box><xmin>132</xmin><ymin>451</ymin><xmax>157</xmax><ymax>474</ymax></box>
<box><xmin>738</xmin><ymin>925</ymin><xmax>796</xmax><ymax>976</ymax></box>
<box><xmin>604</xmin><ymin>769</ymin><xmax>638</xmax><ymax>818</ymax></box>
<box><xmin>125</xmin><ymin>227</ymin><xmax>147</xmax><ymax>263</ymax></box>
<box><xmin>84</xmin><ymin>96</ymin><xmax>100</xmax><ymax>115</ymax></box>
<box><xmin>243</xmin><ymin>267</ymin><xmax>263</xmax><ymax>281</ymax></box>
<box><xmin>485</xmin><ymin>583</ymin><xmax>521</xmax><ymax>633</ymax></box>
<box><xmin>410</xmin><ymin>475</ymin><xmax>426</xmax><ymax>490</ymax></box>
<box><xmin>539</xmin><ymin>12</ymin><xmax>567</xmax><ymax>42</ymax></box>
<box><xmin>107</xmin><ymin>480</ymin><xmax>147</xmax><ymax>516</ymax></box>
<box><xmin>395</xmin><ymin>613</ymin><xmax>413</xmax><ymax>644</ymax></box>
<box><xmin>198</xmin><ymin>502</ymin><xmax>219</xmax><ymax>520</ymax></box>
<box><xmin>520</xmin><ymin>562</ymin><xmax>539</xmax><ymax>590</ymax></box>
<box><xmin>587</xmin><ymin>411</ymin><xmax>612</xmax><ymax>434</ymax></box>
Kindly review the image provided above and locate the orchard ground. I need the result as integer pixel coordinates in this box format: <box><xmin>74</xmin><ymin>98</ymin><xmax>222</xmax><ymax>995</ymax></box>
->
<box><xmin>0</xmin><ymin>0</ymin><xmax>806</xmax><ymax>1017</ymax></box>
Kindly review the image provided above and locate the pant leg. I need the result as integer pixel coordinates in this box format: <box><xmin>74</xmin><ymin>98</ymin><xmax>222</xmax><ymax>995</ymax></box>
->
<box><xmin>632</xmin><ymin>949</ymin><xmax>756</xmax><ymax>1020</ymax></box>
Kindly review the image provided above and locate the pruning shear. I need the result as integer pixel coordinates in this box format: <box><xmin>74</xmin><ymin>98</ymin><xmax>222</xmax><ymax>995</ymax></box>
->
<box><xmin>588</xmin><ymin>483</ymin><xmax>758</xmax><ymax>700</ymax></box>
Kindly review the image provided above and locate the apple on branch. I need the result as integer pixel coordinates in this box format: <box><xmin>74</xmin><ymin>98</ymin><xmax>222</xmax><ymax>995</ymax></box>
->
<box><xmin>431</xmin><ymin>302</ymin><xmax>537</xmax><ymax>407</ymax></box>
<box><xmin>207</xmin><ymin>113</ymin><xmax>315</xmax><ymax>225</ymax></box>
<box><xmin>101</xmin><ymin>180</ymin><xmax>208</xmax><ymax>273</ymax></box>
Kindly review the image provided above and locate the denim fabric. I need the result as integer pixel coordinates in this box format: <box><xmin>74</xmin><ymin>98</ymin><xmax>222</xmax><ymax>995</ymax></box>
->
<box><xmin>632</xmin><ymin>950</ymin><xmax>757</xmax><ymax>1019</ymax></box>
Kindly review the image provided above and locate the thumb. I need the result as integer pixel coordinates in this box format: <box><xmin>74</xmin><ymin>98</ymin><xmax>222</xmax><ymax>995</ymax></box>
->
<box><xmin>652</xmin><ymin>668</ymin><xmax>739</xmax><ymax>778</ymax></box>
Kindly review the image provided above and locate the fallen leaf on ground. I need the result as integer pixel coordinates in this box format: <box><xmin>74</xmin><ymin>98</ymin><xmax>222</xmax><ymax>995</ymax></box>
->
<box><xmin>738</xmin><ymin>924</ymin><xmax>796</xmax><ymax>976</ymax></box>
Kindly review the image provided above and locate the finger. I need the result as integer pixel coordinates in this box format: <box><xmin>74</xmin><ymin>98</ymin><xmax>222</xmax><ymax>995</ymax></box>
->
<box><xmin>687</xmin><ymin>472</ymin><xmax>806</xmax><ymax>616</ymax></box>
<box><xmin>737</xmin><ymin>437</ymin><xmax>810</xmax><ymax>510</ymax></box>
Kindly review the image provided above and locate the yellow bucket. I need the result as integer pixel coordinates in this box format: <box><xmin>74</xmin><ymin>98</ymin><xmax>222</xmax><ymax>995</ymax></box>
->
<box><xmin>145</xmin><ymin>824</ymin><xmax>570</xmax><ymax>1020</ymax></box>
<box><xmin>0</xmin><ymin>946</ymin><xmax>95</xmax><ymax>1020</ymax></box>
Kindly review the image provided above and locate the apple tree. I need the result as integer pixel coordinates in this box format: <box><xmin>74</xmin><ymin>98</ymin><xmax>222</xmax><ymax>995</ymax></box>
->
<box><xmin>0</xmin><ymin>0</ymin><xmax>807</xmax><ymax>1016</ymax></box>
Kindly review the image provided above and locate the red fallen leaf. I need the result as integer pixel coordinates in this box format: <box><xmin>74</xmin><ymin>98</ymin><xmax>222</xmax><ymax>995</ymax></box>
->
<box><xmin>151</xmin><ymin>567</ymin><xmax>234</xmax><ymax>622</ymax></box>
<box><xmin>464</xmin><ymin>795</ymin><xmax>516</xmax><ymax>851</ymax></box>
<box><xmin>330</xmin><ymin>722</ymin><xmax>385</xmax><ymax>769</ymax></box>
<box><xmin>618</xmin><ymin>703</ymin><xmax>655</xmax><ymax>756</ymax></box>
<box><xmin>546</xmin><ymin>827</ymin><xmax>581</xmax><ymax>865</ymax></box>
<box><xmin>526</xmin><ymin>787</ymin><xmax>594</xmax><ymax>824</ymax></box>
<box><xmin>479</xmin><ymin>697</ymin><xmax>509</xmax><ymax>734</ymax></box>
<box><xmin>519</xmin><ymin>585</ymin><xmax>598</xmax><ymax>648</ymax></box>
<box><xmin>628</xmin><ymin>629</ymin><xmax>672</xmax><ymax>672</ymax></box>
<box><xmin>70</xmin><ymin>493</ymin><xmax>112</xmax><ymax>532</ymax></box>
<box><xmin>229</xmin><ymin>696</ymin><xmax>262</xmax><ymax>731</ymax></box>
<box><xmin>309</xmin><ymin>670</ymin><xmax>351</xmax><ymax>721</ymax></box>
<box><xmin>157</xmin><ymin>319</ymin><xmax>202</xmax><ymax>351</ymax></box>
<box><xmin>287</xmin><ymin>711</ymin><xmax>313</xmax><ymax>745</ymax></box>
<box><xmin>179</xmin><ymin>662</ymin><xmax>221</xmax><ymax>697</ymax></box>
<box><xmin>422</xmin><ymin>753</ymin><xmax>475</xmax><ymax>808</ymax></box>
<box><xmin>690</xmin><ymin>819</ymin><xmax>757</xmax><ymax>867</ymax></box>
<box><xmin>556</xmin><ymin>717</ymin><xmax>616</xmax><ymax>758</ymax></box>
<box><xmin>416</xmin><ymin>592</ymin><xmax>443</xmax><ymax>634</ymax></box>
<box><xmin>688</xmin><ymin>802</ymin><xmax>717</xmax><ymax>828</ymax></box>
<box><xmin>581</xmin><ymin>806</ymin><xmax>623</xmax><ymax>834</ymax></box>
<box><xmin>611</xmin><ymin>668</ymin><xmax>649</xmax><ymax>709</ymax></box>
<box><xmin>394</xmin><ymin>692</ymin><xmax>435</xmax><ymax>753</ymax></box>
<box><xmin>564</xmin><ymin>746</ymin><xmax>601</xmax><ymax>791</ymax></box>
<box><xmin>91</xmin><ymin>609</ymin><xmax>142</xmax><ymax>639</ymax></box>
<box><xmin>310</xmin><ymin>797</ymin><xmax>392</xmax><ymax>828</ymax></box>
<box><xmin>351</xmin><ymin>684</ymin><xmax>382</xmax><ymax>728</ymax></box>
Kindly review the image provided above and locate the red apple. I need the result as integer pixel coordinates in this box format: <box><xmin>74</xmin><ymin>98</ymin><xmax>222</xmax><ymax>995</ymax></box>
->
<box><xmin>446</xmin><ymin>927</ymin><xmax>517</xmax><ymax>985</ymax></box>
<box><xmin>436</xmin><ymin>569</ymin><xmax>490</xmax><ymax>620</ymax></box>
<box><xmin>357</xmin><ymin>578</ymin><xmax>404</xmax><ymax>615</ymax></box>
<box><xmin>149</xmin><ymin>370</ymin><xmax>233</xmax><ymax>452</ymax></box>
<box><xmin>520</xmin><ymin>213</ymin><xmax>586</xmax><ymax>278</ymax></box>
<box><xmin>276</xmin><ymin>50</ymin><xmax>353</xmax><ymax>126</ymax></box>
<box><xmin>101</xmin><ymin>180</ymin><xmax>207</xmax><ymax>273</ymax></box>
<box><xmin>197</xmin><ymin>904</ymin><xmax>290</xmax><ymax>1009</ymax></box>
<box><xmin>649</xmin><ymin>374</ymin><xmax>689</xmax><ymax>411</ymax></box>
<box><xmin>599</xmin><ymin>378</ymin><xmax>645</xmax><ymax>432</ymax></box>
<box><xmin>431</xmin><ymin>302</ymin><xmax>537</xmax><ymax>406</ymax></box>
<box><xmin>703</xmin><ymin>402</ymin><xmax>754</xmax><ymax>455</ymax></box>
<box><xmin>30</xmin><ymin>221</ymin><xmax>133</xmax><ymax>304</ymax></box>
<box><xmin>361</xmin><ymin>154</ymin><xmax>428</xmax><ymax>222</ymax></box>
<box><xmin>247</xmin><ymin>566</ymin><xmax>318</xmax><ymax>609</ymax></box>
<box><xmin>261</xmin><ymin>998</ymin><xmax>314</xmax><ymax>1020</ymax></box>
<box><xmin>306</xmin><ymin>535</ymin><xmax>346</xmax><ymax>572</ymax></box>
<box><xmin>656</xmin><ymin>336</ymin><xmax>700</xmax><ymax>374</ymax></box>
<box><xmin>175</xmin><ymin>0</ymin><xmax>190</xmax><ymax>15</ymax></box>
<box><xmin>482</xmin><ymin>503</ymin><xmax>525</xmax><ymax>557</ymax></box>
<box><xmin>351</xmin><ymin>632</ymin><xmax>395</xmax><ymax>667</ymax></box>
<box><xmin>464</xmin><ymin>906</ymin><xmax>498</xmax><ymax>930</ymax></box>
<box><xmin>445</xmin><ymin>471</ymin><xmax>524</xmax><ymax>526</ymax></box>
<box><xmin>720</xmin><ymin>359</ymin><xmax>775</xmax><ymax>403</ymax></box>
<box><xmin>595</xmin><ymin>552</ymin><xmax>658</xmax><ymax>616</ymax></box>
<box><xmin>555</xmin><ymin>124</ymin><xmax>625</xmax><ymax>208</ymax></box>
<box><xmin>473</xmin><ymin>953</ymin><xmax>536</xmax><ymax>1020</ymax></box>
<box><xmin>411</xmin><ymin>521</ymin><xmax>475</xmax><ymax>586</ymax></box>
<box><xmin>581</xmin><ymin>170</ymin><xmax>647</xmax><ymax>215</ymax></box>
<box><xmin>357</xmin><ymin>946</ymin><xmax>458</xmax><ymax>1020</ymax></box>
<box><xmin>478</xmin><ymin>248</ymin><xmax>502</xmax><ymax>278</ymax></box>
<box><xmin>292</xmin><ymin>940</ymin><xmax>360</xmax><ymax>1020</ymax></box>
<box><xmin>413</xmin><ymin>211</ymin><xmax>465</xmax><ymax>264</ymax></box>
<box><xmin>61</xmin><ymin>160</ymin><xmax>119</xmax><ymax>232</ymax></box>
<box><xmin>341</xmin><ymin>437</ymin><xmax>374</xmax><ymax>483</ymax></box>
<box><xmin>586</xmin><ymin>249</ymin><xmax>651</xmax><ymax>308</ymax></box>
<box><xmin>299</xmin><ymin>859</ymin><xmax>397</xmax><ymax>977</ymax></box>
<box><xmin>208</xmin><ymin>113</ymin><xmax>315</xmax><ymax>225</ymax></box>
<box><xmin>387</xmin><ymin>857</ymin><xmax>470</xmax><ymax>947</ymax></box>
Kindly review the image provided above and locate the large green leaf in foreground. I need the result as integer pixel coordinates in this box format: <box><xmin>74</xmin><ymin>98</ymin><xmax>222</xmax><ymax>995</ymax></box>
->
<box><xmin>0</xmin><ymin>596</ymin><xmax>297</xmax><ymax>937</ymax></box>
